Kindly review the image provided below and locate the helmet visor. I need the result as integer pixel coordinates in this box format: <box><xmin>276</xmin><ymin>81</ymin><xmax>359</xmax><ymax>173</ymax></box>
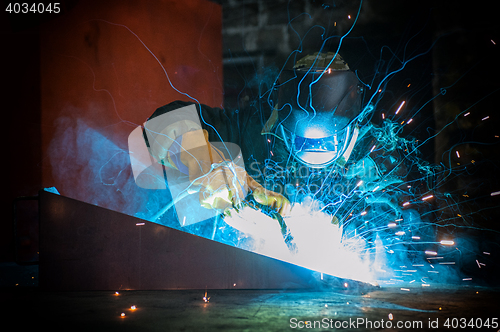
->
<box><xmin>281</xmin><ymin>125</ymin><xmax>351</xmax><ymax>167</ymax></box>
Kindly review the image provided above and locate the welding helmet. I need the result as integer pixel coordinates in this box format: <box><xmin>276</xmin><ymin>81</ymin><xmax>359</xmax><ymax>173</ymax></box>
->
<box><xmin>276</xmin><ymin>52</ymin><xmax>363</xmax><ymax>168</ymax></box>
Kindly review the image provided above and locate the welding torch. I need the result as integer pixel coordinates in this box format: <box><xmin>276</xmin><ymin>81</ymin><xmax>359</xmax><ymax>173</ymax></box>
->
<box><xmin>235</xmin><ymin>197</ymin><xmax>298</xmax><ymax>255</ymax></box>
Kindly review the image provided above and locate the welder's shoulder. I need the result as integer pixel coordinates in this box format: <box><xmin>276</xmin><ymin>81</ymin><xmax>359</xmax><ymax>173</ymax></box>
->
<box><xmin>148</xmin><ymin>100</ymin><xmax>236</xmax><ymax>125</ymax></box>
<box><xmin>148</xmin><ymin>100</ymin><xmax>205</xmax><ymax>119</ymax></box>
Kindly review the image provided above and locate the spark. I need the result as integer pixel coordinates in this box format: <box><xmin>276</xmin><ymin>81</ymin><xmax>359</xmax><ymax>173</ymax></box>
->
<box><xmin>400</xmin><ymin>288</ymin><xmax>410</xmax><ymax>291</ymax></box>
<box><xmin>462</xmin><ymin>278</ymin><xmax>472</xmax><ymax>281</ymax></box>
<box><xmin>395</xmin><ymin>101</ymin><xmax>405</xmax><ymax>115</ymax></box>
<box><xmin>395</xmin><ymin>231</ymin><xmax>405</xmax><ymax>236</ymax></box>
<box><xmin>203</xmin><ymin>290</ymin><xmax>211</xmax><ymax>303</ymax></box>
<box><xmin>372</xmin><ymin>186</ymin><xmax>380</xmax><ymax>192</ymax></box>
<box><xmin>422</xmin><ymin>195</ymin><xmax>433</xmax><ymax>201</ymax></box>
<box><xmin>388</xmin><ymin>222</ymin><xmax>397</xmax><ymax>228</ymax></box>
<box><xmin>136</xmin><ymin>222</ymin><xmax>145</xmax><ymax>226</ymax></box>
<box><xmin>483</xmin><ymin>252</ymin><xmax>490</xmax><ymax>255</ymax></box>
<box><xmin>491</xmin><ymin>39</ymin><xmax>496</xmax><ymax>45</ymax></box>
<box><xmin>130</xmin><ymin>305</ymin><xmax>137</xmax><ymax>310</ymax></box>
<box><xmin>388</xmin><ymin>313</ymin><xmax>394</xmax><ymax>320</ymax></box>
<box><xmin>490</xmin><ymin>191</ymin><xmax>500</xmax><ymax>196</ymax></box>
<box><xmin>356</xmin><ymin>180</ymin><xmax>363</xmax><ymax>187</ymax></box>
<box><xmin>120</xmin><ymin>313</ymin><xmax>126</xmax><ymax>318</ymax></box>
<box><xmin>407</xmin><ymin>118</ymin><xmax>413</xmax><ymax>124</ymax></box>
<box><xmin>382</xmin><ymin>113</ymin><xmax>385</xmax><ymax>119</ymax></box>
<box><xmin>403</xmin><ymin>201</ymin><xmax>410</xmax><ymax>206</ymax></box>
<box><xmin>347</xmin><ymin>14</ymin><xmax>351</xmax><ymax>19</ymax></box>
<box><xmin>464</xmin><ymin>112</ymin><xmax>470</xmax><ymax>116</ymax></box>
<box><xmin>440</xmin><ymin>240</ymin><xmax>454</xmax><ymax>246</ymax></box>
<box><xmin>370</xmin><ymin>145</ymin><xmax>376</xmax><ymax>152</ymax></box>
<box><xmin>425</xmin><ymin>250</ymin><xmax>437</xmax><ymax>256</ymax></box>
<box><xmin>482</xmin><ymin>116</ymin><xmax>490</xmax><ymax>121</ymax></box>
<box><xmin>456</xmin><ymin>151</ymin><xmax>460</xmax><ymax>158</ymax></box>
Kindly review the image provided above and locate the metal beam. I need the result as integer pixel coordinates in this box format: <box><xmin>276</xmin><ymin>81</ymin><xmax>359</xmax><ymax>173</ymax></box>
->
<box><xmin>39</xmin><ymin>191</ymin><xmax>326</xmax><ymax>290</ymax></box>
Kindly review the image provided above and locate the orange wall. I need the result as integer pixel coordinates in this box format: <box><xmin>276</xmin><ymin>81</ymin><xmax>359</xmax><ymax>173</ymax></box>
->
<box><xmin>40</xmin><ymin>0</ymin><xmax>222</xmax><ymax>208</ymax></box>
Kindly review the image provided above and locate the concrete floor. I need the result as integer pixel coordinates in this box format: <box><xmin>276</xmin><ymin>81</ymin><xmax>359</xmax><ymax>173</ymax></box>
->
<box><xmin>3</xmin><ymin>277</ymin><xmax>500</xmax><ymax>331</ymax></box>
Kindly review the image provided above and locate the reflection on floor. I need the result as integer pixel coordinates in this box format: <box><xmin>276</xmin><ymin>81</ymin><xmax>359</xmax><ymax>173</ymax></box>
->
<box><xmin>4</xmin><ymin>279</ymin><xmax>500</xmax><ymax>331</ymax></box>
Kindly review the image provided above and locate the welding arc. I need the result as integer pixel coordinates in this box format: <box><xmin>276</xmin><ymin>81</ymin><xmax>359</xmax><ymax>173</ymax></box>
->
<box><xmin>244</xmin><ymin>200</ymin><xmax>298</xmax><ymax>254</ymax></box>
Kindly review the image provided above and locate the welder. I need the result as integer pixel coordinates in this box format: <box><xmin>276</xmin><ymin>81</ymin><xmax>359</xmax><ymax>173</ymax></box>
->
<box><xmin>141</xmin><ymin>52</ymin><xmax>408</xmax><ymax>243</ymax></box>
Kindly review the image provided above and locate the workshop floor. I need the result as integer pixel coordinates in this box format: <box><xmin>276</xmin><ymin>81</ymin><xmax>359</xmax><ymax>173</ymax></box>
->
<box><xmin>2</xmin><ymin>264</ymin><xmax>499</xmax><ymax>332</ymax></box>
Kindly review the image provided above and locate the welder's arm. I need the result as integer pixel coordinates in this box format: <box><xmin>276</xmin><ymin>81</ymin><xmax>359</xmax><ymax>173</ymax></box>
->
<box><xmin>143</xmin><ymin>100</ymin><xmax>290</xmax><ymax>215</ymax></box>
<box><xmin>178</xmin><ymin>129</ymin><xmax>290</xmax><ymax>215</ymax></box>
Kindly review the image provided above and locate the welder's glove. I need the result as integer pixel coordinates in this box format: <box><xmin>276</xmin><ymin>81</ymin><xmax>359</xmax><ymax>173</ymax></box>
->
<box><xmin>250</xmin><ymin>185</ymin><xmax>292</xmax><ymax>216</ymax></box>
<box><xmin>196</xmin><ymin>162</ymin><xmax>249</xmax><ymax>211</ymax></box>
<box><xmin>177</xmin><ymin>129</ymin><xmax>290</xmax><ymax>215</ymax></box>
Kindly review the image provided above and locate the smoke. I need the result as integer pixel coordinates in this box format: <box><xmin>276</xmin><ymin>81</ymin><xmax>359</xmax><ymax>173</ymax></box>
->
<box><xmin>47</xmin><ymin>110</ymin><xmax>172</xmax><ymax>221</ymax></box>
